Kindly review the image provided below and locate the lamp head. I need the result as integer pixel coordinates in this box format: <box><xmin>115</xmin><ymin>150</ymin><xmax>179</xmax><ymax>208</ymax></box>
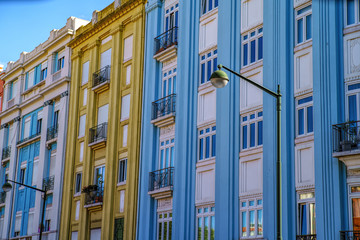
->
<box><xmin>210</xmin><ymin>66</ymin><xmax>229</xmax><ymax>88</ymax></box>
<box><xmin>2</xmin><ymin>182</ymin><xmax>12</xmax><ymax>192</ymax></box>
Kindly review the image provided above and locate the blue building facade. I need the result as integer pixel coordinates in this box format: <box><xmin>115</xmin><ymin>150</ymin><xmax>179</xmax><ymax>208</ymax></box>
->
<box><xmin>137</xmin><ymin>0</ymin><xmax>358</xmax><ymax>239</ymax></box>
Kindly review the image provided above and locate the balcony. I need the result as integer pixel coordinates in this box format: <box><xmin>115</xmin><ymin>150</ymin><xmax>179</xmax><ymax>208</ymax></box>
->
<box><xmin>17</xmin><ymin>131</ymin><xmax>41</xmax><ymax>147</ymax></box>
<box><xmin>2</xmin><ymin>146</ymin><xmax>11</xmax><ymax>160</ymax></box>
<box><xmin>151</xmin><ymin>94</ymin><xmax>176</xmax><ymax>127</ymax></box>
<box><xmin>153</xmin><ymin>27</ymin><xmax>178</xmax><ymax>62</ymax></box>
<box><xmin>148</xmin><ymin>167</ymin><xmax>174</xmax><ymax>199</ymax></box>
<box><xmin>0</xmin><ymin>192</ymin><xmax>6</xmax><ymax>204</ymax></box>
<box><xmin>333</xmin><ymin>121</ymin><xmax>360</xmax><ymax>168</ymax></box>
<box><xmin>47</xmin><ymin>124</ymin><xmax>58</xmax><ymax>141</ymax></box>
<box><xmin>340</xmin><ymin>231</ymin><xmax>360</xmax><ymax>240</ymax></box>
<box><xmin>92</xmin><ymin>65</ymin><xmax>110</xmax><ymax>92</ymax></box>
<box><xmin>89</xmin><ymin>123</ymin><xmax>108</xmax><ymax>149</ymax></box>
<box><xmin>83</xmin><ymin>185</ymin><xmax>104</xmax><ymax>208</ymax></box>
<box><xmin>43</xmin><ymin>176</ymin><xmax>54</xmax><ymax>191</ymax></box>
<box><xmin>296</xmin><ymin>235</ymin><xmax>316</xmax><ymax>240</ymax></box>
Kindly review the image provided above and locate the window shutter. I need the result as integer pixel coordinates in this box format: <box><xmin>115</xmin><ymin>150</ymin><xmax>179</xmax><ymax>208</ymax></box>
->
<box><xmin>35</xmin><ymin>64</ymin><xmax>41</xmax><ymax>84</ymax></box>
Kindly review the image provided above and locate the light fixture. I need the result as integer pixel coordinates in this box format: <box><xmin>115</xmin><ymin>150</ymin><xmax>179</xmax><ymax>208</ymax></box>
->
<box><xmin>2</xmin><ymin>182</ymin><xmax>12</xmax><ymax>192</ymax></box>
<box><xmin>210</xmin><ymin>65</ymin><xmax>229</xmax><ymax>88</ymax></box>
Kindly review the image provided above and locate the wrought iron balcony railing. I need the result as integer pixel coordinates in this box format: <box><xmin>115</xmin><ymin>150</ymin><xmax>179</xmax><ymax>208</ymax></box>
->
<box><xmin>84</xmin><ymin>186</ymin><xmax>104</xmax><ymax>206</ymax></box>
<box><xmin>47</xmin><ymin>124</ymin><xmax>58</xmax><ymax>141</ymax></box>
<box><xmin>2</xmin><ymin>146</ymin><xmax>11</xmax><ymax>160</ymax></box>
<box><xmin>0</xmin><ymin>192</ymin><xmax>6</xmax><ymax>204</ymax></box>
<box><xmin>149</xmin><ymin>167</ymin><xmax>174</xmax><ymax>192</ymax></box>
<box><xmin>43</xmin><ymin>176</ymin><xmax>55</xmax><ymax>191</ymax></box>
<box><xmin>340</xmin><ymin>231</ymin><xmax>360</xmax><ymax>240</ymax></box>
<box><xmin>151</xmin><ymin>94</ymin><xmax>176</xmax><ymax>121</ymax></box>
<box><xmin>154</xmin><ymin>27</ymin><xmax>178</xmax><ymax>55</ymax></box>
<box><xmin>333</xmin><ymin>121</ymin><xmax>360</xmax><ymax>153</ymax></box>
<box><xmin>296</xmin><ymin>234</ymin><xmax>317</xmax><ymax>240</ymax></box>
<box><xmin>89</xmin><ymin>122</ymin><xmax>108</xmax><ymax>144</ymax></box>
<box><xmin>17</xmin><ymin>131</ymin><xmax>41</xmax><ymax>145</ymax></box>
<box><xmin>92</xmin><ymin>65</ymin><xmax>111</xmax><ymax>88</ymax></box>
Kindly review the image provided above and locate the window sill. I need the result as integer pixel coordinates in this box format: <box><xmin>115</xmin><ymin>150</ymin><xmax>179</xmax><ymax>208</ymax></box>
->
<box><xmin>240</xmin><ymin>60</ymin><xmax>263</xmax><ymax>74</ymax></box>
<box><xmin>239</xmin><ymin>146</ymin><xmax>263</xmax><ymax>158</ymax></box>
<box><xmin>200</xmin><ymin>7</ymin><xmax>218</xmax><ymax>22</ymax></box>
<box><xmin>73</xmin><ymin>192</ymin><xmax>81</xmax><ymax>198</ymax></box>
<box><xmin>22</xmin><ymin>80</ymin><xmax>46</xmax><ymax>95</ymax></box>
<box><xmin>117</xmin><ymin>181</ymin><xmax>126</xmax><ymax>187</ymax></box>
<box><xmin>344</xmin><ymin>23</ymin><xmax>360</xmax><ymax>35</ymax></box>
<box><xmin>294</xmin><ymin>39</ymin><xmax>312</xmax><ymax>53</ymax></box>
<box><xmin>295</xmin><ymin>133</ymin><xmax>314</xmax><ymax>145</ymax></box>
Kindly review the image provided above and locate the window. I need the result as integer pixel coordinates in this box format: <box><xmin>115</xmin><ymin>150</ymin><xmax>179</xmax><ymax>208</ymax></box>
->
<box><xmin>201</xmin><ymin>0</ymin><xmax>218</xmax><ymax>15</ymax></box>
<box><xmin>114</xmin><ymin>218</ymin><xmax>124</xmax><ymax>240</ymax></box>
<box><xmin>240</xmin><ymin>199</ymin><xmax>263</xmax><ymax>238</ymax></box>
<box><xmin>196</xmin><ymin>206</ymin><xmax>215</xmax><ymax>240</ymax></box>
<box><xmin>75</xmin><ymin>173</ymin><xmax>82</xmax><ymax>194</ymax></box>
<box><xmin>100</xmin><ymin>49</ymin><xmax>112</xmax><ymax>69</ymax></box>
<box><xmin>123</xmin><ymin>36</ymin><xmax>133</xmax><ymax>62</ymax></box>
<box><xmin>119</xmin><ymin>190</ymin><xmax>125</xmax><ymax>213</ymax></box>
<box><xmin>345</xmin><ymin>0</ymin><xmax>360</xmax><ymax>26</ymax></box>
<box><xmin>75</xmin><ymin>201</ymin><xmax>80</xmax><ymax>221</ymax></box>
<box><xmin>72</xmin><ymin>231</ymin><xmax>79</xmax><ymax>240</ymax></box>
<box><xmin>159</xmin><ymin>138</ymin><xmax>175</xmax><ymax>168</ymax></box>
<box><xmin>41</xmin><ymin>67</ymin><xmax>47</xmax><ymax>81</ymax></box>
<box><xmin>94</xmin><ymin>166</ymin><xmax>105</xmax><ymax>189</ymax></box>
<box><xmin>126</xmin><ymin>65</ymin><xmax>131</xmax><ymax>85</ymax></box>
<box><xmin>118</xmin><ymin>159</ymin><xmax>127</xmax><ymax>184</ymax></box>
<box><xmin>20</xmin><ymin>168</ymin><xmax>26</xmax><ymax>184</ymax></box>
<box><xmin>121</xmin><ymin>95</ymin><xmax>131</xmax><ymax>121</ymax></box>
<box><xmin>57</xmin><ymin>57</ymin><xmax>65</xmax><ymax>71</ymax></box>
<box><xmin>23</xmin><ymin>116</ymin><xmax>31</xmax><ymax>139</ymax></box>
<box><xmin>53</xmin><ymin>110</ymin><xmax>59</xmax><ymax>127</ymax></box>
<box><xmin>83</xmin><ymin>88</ymin><xmax>88</xmax><ymax>106</ymax></box>
<box><xmin>79</xmin><ymin>142</ymin><xmax>84</xmax><ymax>162</ymax></box>
<box><xmin>45</xmin><ymin>194</ymin><xmax>53</xmax><ymax>208</ymax></box>
<box><xmin>162</xmin><ymin>68</ymin><xmax>177</xmax><ymax>97</ymax></box>
<box><xmin>295</xmin><ymin>5</ymin><xmax>312</xmax><ymax>45</ymax></box>
<box><xmin>297</xmin><ymin>192</ymin><xmax>316</xmax><ymax>236</ymax></box>
<box><xmin>78</xmin><ymin>114</ymin><xmax>86</xmax><ymax>138</ymax></box>
<box><xmin>25</xmin><ymin>69</ymin><xmax>35</xmax><ymax>90</ymax></box>
<box><xmin>241</xmin><ymin>111</ymin><xmax>263</xmax><ymax>150</ymax></box>
<box><xmin>8</xmin><ymin>80</ymin><xmax>17</xmax><ymax>100</ymax></box>
<box><xmin>82</xmin><ymin>61</ymin><xmax>89</xmax><ymax>85</ymax></box>
<box><xmin>97</xmin><ymin>104</ymin><xmax>109</xmax><ymax>125</ymax></box>
<box><xmin>165</xmin><ymin>3</ymin><xmax>179</xmax><ymax>31</ymax></box>
<box><xmin>198</xmin><ymin>126</ymin><xmax>216</xmax><ymax>161</ymax></box>
<box><xmin>157</xmin><ymin>211</ymin><xmax>172</xmax><ymax>240</ymax></box>
<box><xmin>350</xmin><ymin>185</ymin><xmax>360</xmax><ymax>230</ymax></box>
<box><xmin>347</xmin><ymin>83</ymin><xmax>360</xmax><ymax>121</ymax></box>
<box><xmin>296</xmin><ymin>96</ymin><xmax>313</xmax><ymax>136</ymax></box>
<box><xmin>37</xmin><ymin>119</ymin><xmax>42</xmax><ymax>135</ymax></box>
<box><xmin>44</xmin><ymin>219</ymin><xmax>51</xmax><ymax>232</ymax></box>
<box><xmin>200</xmin><ymin>49</ymin><xmax>217</xmax><ymax>85</ymax></box>
<box><xmin>242</xmin><ymin>27</ymin><xmax>263</xmax><ymax>67</ymax></box>
<box><xmin>122</xmin><ymin>125</ymin><xmax>128</xmax><ymax>147</ymax></box>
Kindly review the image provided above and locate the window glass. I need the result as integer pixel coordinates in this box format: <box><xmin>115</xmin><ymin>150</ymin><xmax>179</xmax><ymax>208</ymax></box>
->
<box><xmin>200</xmin><ymin>50</ymin><xmax>217</xmax><ymax>85</ymax></box>
<box><xmin>123</xmin><ymin>35</ymin><xmax>133</xmax><ymax>61</ymax></box>
<box><xmin>81</xmin><ymin>61</ymin><xmax>89</xmax><ymax>85</ymax></box>
<box><xmin>242</xmin><ymin>27</ymin><xmax>263</xmax><ymax>67</ymax></box>
<box><xmin>75</xmin><ymin>173</ymin><xmax>82</xmax><ymax>194</ymax></box>
<box><xmin>241</xmin><ymin>111</ymin><xmax>263</xmax><ymax>150</ymax></box>
<box><xmin>79</xmin><ymin>115</ymin><xmax>86</xmax><ymax>137</ymax></box>
<box><xmin>296</xmin><ymin>96</ymin><xmax>313</xmax><ymax>136</ymax></box>
<box><xmin>121</xmin><ymin>95</ymin><xmax>131</xmax><ymax>121</ymax></box>
<box><xmin>240</xmin><ymin>199</ymin><xmax>263</xmax><ymax>238</ymax></box>
<box><xmin>296</xmin><ymin>5</ymin><xmax>312</xmax><ymax>45</ymax></box>
<box><xmin>198</xmin><ymin>126</ymin><xmax>216</xmax><ymax>161</ymax></box>
<box><xmin>196</xmin><ymin>206</ymin><xmax>215</xmax><ymax>240</ymax></box>
<box><xmin>118</xmin><ymin>159</ymin><xmax>127</xmax><ymax>183</ymax></box>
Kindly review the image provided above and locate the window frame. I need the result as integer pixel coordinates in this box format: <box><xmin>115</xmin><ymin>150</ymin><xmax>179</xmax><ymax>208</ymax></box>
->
<box><xmin>118</xmin><ymin>158</ymin><xmax>127</xmax><ymax>184</ymax></box>
<box><xmin>346</xmin><ymin>82</ymin><xmax>360</xmax><ymax>122</ymax></box>
<box><xmin>198</xmin><ymin>125</ymin><xmax>216</xmax><ymax>161</ymax></box>
<box><xmin>295</xmin><ymin>4</ymin><xmax>312</xmax><ymax>45</ymax></box>
<box><xmin>344</xmin><ymin>0</ymin><xmax>360</xmax><ymax>26</ymax></box>
<box><xmin>296</xmin><ymin>192</ymin><xmax>316</xmax><ymax>236</ymax></box>
<box><xmin>164</xmin><ymin>2</ymin><xmax>179</xmax><ymax>31</ymax></box>
<box><xmin>159</xmin><ymin>137</ymin><xmax>175</xmax><ymax>169</ymax></box>
<box><xmin>196</xmin><ymin>205</ymin><xmax>215</xmax><ymax>240</ymax></box>
<box><xmin>240</xmin><ymin>198</ymin><xmax>263</xmax><ymax>238</ymax></box>
<box><xmin>241</xmin><ymin>27</ymin><xmax>263</xmax><ymax>67</ymax></box>
<box><xmin>295</xmin><ymin>95</ymin><xmax>313</xmax><ymax>137</ymax></box>
<box><xmin>57</xmin><ymin>56</ymin><xmax>65</xmax><ymax>72</ymax></box>
<box><xmin>162</xmin><ymin>67</ymin><xmax>177</xmax><ymax>98</ymax></box>
<box><xmin>241</xmin><ymin>111</ymin><xmax>263</xmax><ymax>150</ymax></box>
<box><xmin>201</xmin><ymin>0</ymin><xmax>219</xmax><ymax>16</ymax></box>
<box><xmin>157</xmin><ymin>211</ymin><xmax>173</xmax><ymax>240</ymax></box>
<box><xmin>75</xmin><ymin>172</ymin><xmax>82</xmax><ymax>194</ymax></box>
<box><xmin>200</xmin><ymin>49</ymin><xmax>218</xmax><ymax>85</ymax></box>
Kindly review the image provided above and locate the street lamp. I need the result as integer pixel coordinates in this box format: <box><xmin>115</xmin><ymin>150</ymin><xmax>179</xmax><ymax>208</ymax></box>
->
<box><xmin>2</xmin><ymin>179</ymin><xmax>47</xmax><ymax>240</ymax></box>
<box><xmin>210</xmin><ymin>64</ymin><xmax>282</xmax><ymax>240</ymax></box>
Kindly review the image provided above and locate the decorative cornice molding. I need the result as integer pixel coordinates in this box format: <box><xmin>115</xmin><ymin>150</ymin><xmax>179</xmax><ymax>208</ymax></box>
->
<box><xmin>44</xmin><ymin>100</ymin><xmax>53</xmax><ymax>106</ymax></box>
<box><xmin>110</xmin><ymin>24</ymin><xmax>125</xmax><ymax>35</ymax></box>
<box><xmin>13</xmin><ymin>116</ymin><xmax>21</xmax><ymax>122</ymax></box>
<box><xmin>0</xmin><ymin>123</ymin><xmax>8</xmax><ymax>129</ymax></box>
<box><xmin>88</xmin><ymin>39</ymin><xmax>101</xmax><ymax>49</ymax></box>
<box><xmin>61</xmin><ymin>90</ymin><xmax>69</xmax><ymax>98</ymax></box>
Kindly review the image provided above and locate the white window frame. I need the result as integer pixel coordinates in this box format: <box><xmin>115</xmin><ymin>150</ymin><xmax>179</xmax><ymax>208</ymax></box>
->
<box><xmin>164</xmin><ymin>2</ymin><xmax>179</xmax><ymax>30</ymax></box>
<box><xmin>23</xmin><ymin>116</ymin><xmax>31</xmax><ymax>139</ymax></box>
<box><xmin>196</xmin><ymin>205</ymin><xmax>215</xmax><ymax>240</ymax></box>
<box><xmin>157</xmin><ymin>211</ymin><xmax>172</xmax><ymax>240</ymax></box>
<box><xmin>295</xmin><ymin>95</ymin><xmax>313</xmax><ymax>137</ymax></box>
<box><xmin>118</xmin><ymin>158</ymin><xmax>127</xmax><ymax>184</ymax></box>
<box><xmin>240</xmin><ymin>110</ymin><xmax>263</xmax><ymax>151</ymax></box>
<box><xmin>198</xmin><ymin>125</ymin><xmax>216</xmax><ymax>161</ymax></box>
<box><xmin>344</xmin><ymin>0</ymin><xmax>360</xmax><ymax>27</ymax></box>
<box><xmin>346</xmin><ymin>82</ymin><xmax>360</xmax><ymax>121</ymax></box>
<box><xmin>159</xmin><ymin>137</ymin><xmax>175</xmax><ymax>169</ymax></box>
<box><xmin>296</xmin><ymin>191</ymin><xmax>316</xmax><ymax>236</ymax></box>
<box><xmin>295</xmin><ymin>4</ymin><xmax>312</xmax><ymax>45</ymax></box>
<box><xmin>201</xmin><ymin>0</ymin><xmax>218</xmax><ymax>16</ymax></box>
<box><xmin>241</xmin><ymin>26</ymin><xmax>263</xmax><ymax>67</ymax></box>
<box><xmin>240</xmin><ymin>198</ymin><xmax>263</xmax><ymax>238</ymax></box>
<box><xmin>162</xmin><ymin>67</ymin><xmax>177</xmax><ymax>98</ymax></box>
<box><xmin>200</xmin><ymin>48</ymin><xmax>217</xmax><ymax>85</ymax></box>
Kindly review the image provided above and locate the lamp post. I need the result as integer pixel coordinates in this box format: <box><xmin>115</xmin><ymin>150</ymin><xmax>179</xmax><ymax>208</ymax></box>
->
<box><xmin>210</xmin><ymin>64</ymin><xmax>282</xmax><ymax>240</ymax></box>
<box><xmin>2</xmin><ymin>179</ymin><xmax>47</xmax><ymax>240</ymax></box>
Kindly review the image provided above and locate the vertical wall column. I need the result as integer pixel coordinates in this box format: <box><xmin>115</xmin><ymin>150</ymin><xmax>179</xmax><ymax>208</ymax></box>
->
<box><xmin>313</xmin><ymin>0</ymin><xmax>345</xmax><ymax>239</ymax></box>
<box><xmin>101</xmin><ymin>25</ymin><xmax>123</xmax><ymax>240</ymax></box>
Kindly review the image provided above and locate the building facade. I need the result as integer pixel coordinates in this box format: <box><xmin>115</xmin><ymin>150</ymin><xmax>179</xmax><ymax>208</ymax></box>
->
<box><xmin>138</xmin><ymin>0</ymin><xmax>360</xmax><ymax>239</ymax></box>
<box><xmin>0</xmin><ymin>17</ymin><xmax>88</xmax><ymax>240</ymax></box>
<box><xmin>0</xmin><ymin>67</ymin><xmax>4</xmax><ymax>124</ymax></box>
<box><xmin>59</xmin><ymin>0</ymin><xmax>145</xmax><ymax>239</ymax></box>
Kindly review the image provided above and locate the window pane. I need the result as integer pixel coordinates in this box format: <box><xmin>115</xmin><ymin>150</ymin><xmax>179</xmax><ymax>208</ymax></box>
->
<box><xmin>242</xmin><ymin>212</ymin><xmax>247</xmax><ymax>237</ymax></box>
<box><xmin>207</xmin><ymin>60</ymin><xmax>212</xmax><ymax>83</ymax></box>
<box><xmin>165</xmin><ymin>148</ymin><xmax>170</xmax><ymax>168</ymax></box>
<box><xmin>257</xmin><ymin>209</ymin><xmax>263</xmax><ymax>235</ymax></box>
<box><xmin>258</xmin><ymin>36</ymin><xmax>263</xmax><ymax>60</ymax></box>
<box><xmin>250</xmin><ymin>123</ymin><xmax>256</xmax><ymax>147</ymax></box>
<box><xmin>211</xmin><ymin>134</ymin><xmax>216</xmax><ymax>157</ymax></box>
<box><xmin>160</xmin><ymin>149</ymin><xmax>164</xmax><ymax>168</ymax></box>
<box><xmin>243</xmin><ymin>43</ymin><xmax>248</xmax><ymax>66</ymax></box>
<box><xmin>158</xmin><ymin>222</ymin><xmax>162</xmax><ymax>240</ymax></box>
<box><xmin>169</xmin><ymin>221</ymin><xmax>172</xmax><ymax>240</ymax></box>
<box><xmin>198</xmin><ymin>217</ymin><xmax>202</xmax><ymax>240</ymax></box>
<box><xmin>300</xmin><ymin>204</ymin><xmax>307</xmax><ymax>235</ymax></box>
<box><xmin>164</xmin><ymin>222</ymin><xmax>168</xmax><ymax>240</ymax></box>
<box><xmin>310</xmin><ymin>203</ymin><xmax>316</xmax><ymax>234</ymax></box>
<box><xmin>250</xmin><ymin>40</ymin><xmax>256</xmax><ymax>63</ymax></box>
<box><xmin>199</xmin><ymin>138</ymin><xmax>204</xmax><ymax>160</ymax></box>
<box><xmin>201</xmin><ymin>63</ymin><xmax>206</xmax><ymax>84</ymax></box>
<box><xmin>347</xmin><ymin>0</ymin><xmax>355</xmax><ymax>25</ymax></box>
<box><xmin>210</xmin><ymin>216</ymin><xmax>215</xmax><ymax>240</ymax></box>
<box><xmin>306</xmin><ymin>14</ymin><xmax>312</xmax><ymax>40</ymax></box>
<box><xmin>204</xmin><ymin>216</ymin><xmax>209</xmax><ymax>240</ymax></box>
<box><xmin>242</xmin><ymin>125</ymin><xmax>248</xmax><ymax>149</ymax></box>
<box><xmin>213</xmin><ymin>57</ymin><xmax>217</xmax><ymax>78</ymax></box>
<box><xmin>349</xmin><ymin>95</ymin><xmax>357</xmax><ymax>121</ymax></box>
<box><xmin>205</xmin><ymin>136</ymin><xmax>210</xmax><ymax>158</ymax></box>
<box><xmin>297</xmin><ymin>18</ymin><xmax>304</xmax><ymax>44</ymax></box>
<box><xmin>208</xmin><ymin>0</ymin><xmax>212</xmax><ymax>12</ymax></box>
<box><xmin>258</xmin><ymin>121</ymin><xmax>263</xmax><ymax>145</ymax></box>
<box><xmin>307</xmin><ymin>106</ymin><xmax>313</xmax><ymax>133</ymax></box>
<box><xmin>249</xmin><ymin>211</ymin><xmax>255</xmax><ymax>236</ymax></box>
<box><xmin>298</xmin><ymin>109</ymin><xmax>304</xmax><ymax>135</ymax></box>
<box><xmin>353</xmin><ymin>198</ymin><xmax>360</xmax><ymax>231</ymax></box>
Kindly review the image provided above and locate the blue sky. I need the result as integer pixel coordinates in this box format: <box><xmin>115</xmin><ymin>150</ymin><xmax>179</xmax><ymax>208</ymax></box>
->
<box><xmin>0</xmin><ymin>0</ymin><xmax>114</xmax><ymax>69</ymax></box>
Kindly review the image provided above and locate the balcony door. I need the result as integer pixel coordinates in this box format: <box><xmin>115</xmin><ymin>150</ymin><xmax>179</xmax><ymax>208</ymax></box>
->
<box><xmin>162</xmin><ymin>68</ymin><xmax>176</xmax><ymax>98</ymax></box>
<box><xmin>159</xmin><ymin>138</ymin><xmax>175</xmax><ymax>169</ymax></box>
<box><xmin>94</xmin><ymin>165</ymin><xmax>105</xmax><ymax>190</ymax></box>
<box><xmin>350</xmin><ymin>186</ymin><xmax>360</xmax><ymax>231</ymax></box>
<box><xmin>97</xmin><ymin>104</ymin><xmax>109</xmax><ymax>126</ymax></box>
<box><xmin>164</xmin><ymin>5</ymin><xmax>178</xmax><ymax>32</ymax></box>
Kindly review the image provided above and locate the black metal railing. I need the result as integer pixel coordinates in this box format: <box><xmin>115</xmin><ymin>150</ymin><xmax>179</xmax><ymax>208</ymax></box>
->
<box><xmin>148</xmin><ymin>167</ymin><xmax>174</xmax><ymax>192</ymax></box>
<box><xmin>17</xmin><ymin>131</ymin><xmax>41</xmax><ymax>145</ymax></box>
<box><xmin>333</xmin><ymin>121</ymin><xmax>360</xmax><ymax>153</ymax></box>
<box><xmin>151</xmin><ymin>94</ymin><xmax>176</xmax><ymax>121</ymax></box>
<box><xmin>154</xmin><ymin>27</ymin><xmax>178</xmax><ymax>55</ymax></box>
<box><xmin>0</xmin><ymin>192</ymin><xmax>6</xmax><ymax>204</ymax></box>
<box><xmin>340</xmin><ymin>231</ymin><xmax>360</xmax><ymax>240</ymax></box>
<box><xmin>89</xmin><ymin>122</ymin><xmax>108</xmax><ymax>144</ymax></box>
<box><xmin>84</xmin><ymin>186</ymin><xmax>104</xmax><ymax>206</ymax></box>
<box><xmin>93</xmin><ymin>65</ymin><xmax>111</xmax><ymax>88</ymax></box>
<box><xmin>47</xmin><ymin>124</ymin><xmax>58</xmax><ymax>141</ymax></box>
<box><xmin>43</xmin><ymin>176</ymin><xmax>55</xmax><ymax>191</ymax></box>
<box><xmin>2</xmin><ymin>146</ymin><xmax>11</xmax><ymax>160</ymax></box>
<box><xmin>296</xmin><ymin>234</ymin><xmax>317</xmax><ymax>240</ymax></box>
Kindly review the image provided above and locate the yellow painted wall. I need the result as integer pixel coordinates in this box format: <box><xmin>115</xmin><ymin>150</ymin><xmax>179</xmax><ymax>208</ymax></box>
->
<box><xmin>60</xmin><ymin>1</ymin><xmax>145</xmax><ymax>239</ymax></box>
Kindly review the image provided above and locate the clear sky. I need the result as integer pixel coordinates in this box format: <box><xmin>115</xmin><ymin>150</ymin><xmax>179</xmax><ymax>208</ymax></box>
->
<box><xmin>0</xmin><ymin>0</ymin><xmax>115</xmax><ymax>69</ymax></box>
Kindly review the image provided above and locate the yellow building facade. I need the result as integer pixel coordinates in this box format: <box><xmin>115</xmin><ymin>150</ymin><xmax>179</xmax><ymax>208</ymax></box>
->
<box><xmin>59</xmin><ymin>1</ymin><xmax>145</xmax><ymax>239</ymax></box>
